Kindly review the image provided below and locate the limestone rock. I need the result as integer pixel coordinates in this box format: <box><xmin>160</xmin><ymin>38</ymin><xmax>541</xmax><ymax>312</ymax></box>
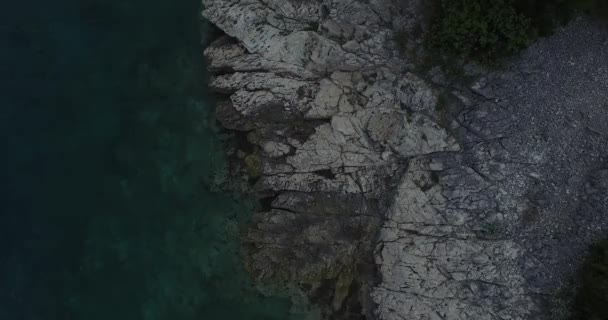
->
<box><xmin>199</xmin><ymin>1</ymin><xmax>608</xmax><ymax>319</ymax></box>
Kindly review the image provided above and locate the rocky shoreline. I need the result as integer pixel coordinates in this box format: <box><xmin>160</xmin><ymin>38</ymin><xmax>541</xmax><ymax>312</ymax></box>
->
<box><xmin>201</xmin><ymin>1</ymin><xmax>608</xmax><ymax>319</ymax></box>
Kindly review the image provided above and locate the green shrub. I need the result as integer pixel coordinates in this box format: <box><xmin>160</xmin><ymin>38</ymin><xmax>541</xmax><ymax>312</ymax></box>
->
<box><xmin>430</xmin><ymin>0</ymin><xmax>531</xmax><ymax>61</ymax></box>
<box><xmin>428</xmin><ymin>0</ymin><xmax>608</xmax><ymax>62</ymax></box>
<box><xmin>572</xmin><ymin>239</ymin><xmax>608</xmax><ymax>320</ymax></box>
<box><xmin>514</xmin><ymin>0</ymin><xmax>608</xmax><ymax>35</ymax></box>
<box><xmin>556</xmin><ymin>0</ymin><xmax>608</xmax><ymax>20</ymax></box>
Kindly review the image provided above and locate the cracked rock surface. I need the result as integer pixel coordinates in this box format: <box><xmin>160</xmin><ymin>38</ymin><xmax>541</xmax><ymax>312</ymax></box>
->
<box><xmin>202</xmin><ymin>0</ymin><xmax>608</xmax><ymax>318</ymax></box>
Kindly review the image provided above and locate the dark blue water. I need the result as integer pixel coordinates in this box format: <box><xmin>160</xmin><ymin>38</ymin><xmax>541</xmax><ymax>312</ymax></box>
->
<box><xmin>1</xmin><ymin>1</ymin><xmax>298</xmax><ymax>319</ymax></box>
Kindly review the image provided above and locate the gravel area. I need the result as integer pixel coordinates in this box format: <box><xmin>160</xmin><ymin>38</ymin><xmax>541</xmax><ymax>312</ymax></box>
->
<box><xmin>462</xmin><ymin>17</ymin><xmax>608</xmax><ymax>317</ymax></box>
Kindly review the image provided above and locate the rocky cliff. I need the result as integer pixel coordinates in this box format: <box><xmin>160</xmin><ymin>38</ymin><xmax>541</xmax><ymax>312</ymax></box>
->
<box><xmin>202</xmin><ymin>0</ymin><xmax>608</xmax><ymax>319</ymax></box>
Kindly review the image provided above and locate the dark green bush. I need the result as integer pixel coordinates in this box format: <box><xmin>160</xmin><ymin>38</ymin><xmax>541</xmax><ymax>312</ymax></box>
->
<box><xmin>572</xmin><ymin>239</ymin><xmax>608</xmax><ymax>320</ymax></box>
<box><xmin>514</xmin><ymin>0</ymin><xmax>608</xmax><ymax>35</ymax></box>
<box><xmin>428</xmin><ymin>0</ymin><xmax>608</xmax><ymax>62</ymax></box>
<box><xmin>430</xmin><ymin>0</ymin><xmax>531</xmax><ymax>61</ymax></box>
<box><xmin>558</xmin><ymin>0</ymin><xmax>608</xmax><ymax>19</ymax></box>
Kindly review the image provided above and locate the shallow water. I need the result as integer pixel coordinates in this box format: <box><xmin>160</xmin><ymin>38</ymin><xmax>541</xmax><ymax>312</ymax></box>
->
<box><xmin>1</xmin><ymin>0</ymin><xmax>298</xmax><ymax>319</ymax></box>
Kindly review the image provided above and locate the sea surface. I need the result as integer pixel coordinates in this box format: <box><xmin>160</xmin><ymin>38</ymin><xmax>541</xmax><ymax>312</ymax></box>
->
<box><xmin>1</xmin><ymin>0</ymin><xmax>299</xmax><ymax>319</ymax></box>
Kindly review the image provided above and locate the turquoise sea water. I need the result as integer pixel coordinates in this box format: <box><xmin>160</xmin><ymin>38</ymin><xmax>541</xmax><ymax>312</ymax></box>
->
<box><xmin>1</xmin><ymin>0</ymin><xmax>295</xmax><ymax>319</ymax></box>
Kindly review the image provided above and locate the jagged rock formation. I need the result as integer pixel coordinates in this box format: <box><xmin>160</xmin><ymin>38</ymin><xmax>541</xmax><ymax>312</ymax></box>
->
<box><xmin>202</xmin><ymin>0</ymin><xmax>461</xmax><ymax>317</ymax></box>
<box><xmin>202</xmin><ymin>0</ymin><xmax>608</xmax><ymax>319</ymax></box>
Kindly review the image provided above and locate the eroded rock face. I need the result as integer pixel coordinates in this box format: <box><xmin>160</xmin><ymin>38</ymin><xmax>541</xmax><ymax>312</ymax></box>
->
<box><xmin>202</xmin><ymin>0</ymin><xmax>461</xmax><ymax>317</ymax></box>
<box><xmin>202</xmin><ymin>0</ymin><xmax>608</xmax><ymax>319</ymax></box>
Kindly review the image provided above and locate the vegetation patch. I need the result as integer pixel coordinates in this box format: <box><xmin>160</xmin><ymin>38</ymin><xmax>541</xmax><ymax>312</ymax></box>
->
<box><xmin>572</xmin><ymin>238</ymin><xmax>608</xmax><ymax>320</ymax></box>
<box><xmin>429</xmin><ymin>0</ymin><xmax>531</xmax><ymax>62</ymax></box>
<box><xmin>426</xmin><ymin>0</ymin><xmax>608</xmax><ymax>63</ymax></box>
